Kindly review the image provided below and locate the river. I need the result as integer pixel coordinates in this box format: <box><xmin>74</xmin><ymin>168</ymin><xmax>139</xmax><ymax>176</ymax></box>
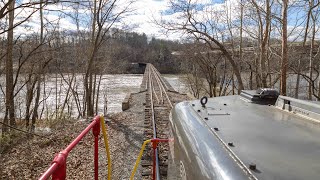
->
<box><xmin>0</xmin><ymin>74</ymin><xmax>189</xmax><ymax>119</ymax></box>
<box><xmin>0</xmin><ymin>73</ymin><xmax>313</xmax><ymax>120</ymax></box>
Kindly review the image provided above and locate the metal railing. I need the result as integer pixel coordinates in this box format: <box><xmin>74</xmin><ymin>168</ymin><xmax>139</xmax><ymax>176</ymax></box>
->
<box><xmin>39</xmin><ymin>115</ymin><xmax>111</xmax><ymax>180</ymax></box>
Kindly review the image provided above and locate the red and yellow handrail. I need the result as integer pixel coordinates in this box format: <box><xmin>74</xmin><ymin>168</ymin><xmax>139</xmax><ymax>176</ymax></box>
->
<box><xmin>39</xmin><ymin>115</ymin><xmax>169</xmax><ymax>180</ymax></box>
<box><xmin>39</xmin><ymin>115</ymin><xmax>111</xmax><ymax>180</ymax></box>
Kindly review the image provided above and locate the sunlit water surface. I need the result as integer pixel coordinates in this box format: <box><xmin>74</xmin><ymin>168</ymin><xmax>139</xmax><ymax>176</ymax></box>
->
<box><xmin>0</xmin><ymin>74</ymin><xmax>143</xmax><ymax>119</ymax></box>
<box><xmin>0</xmin><ymin>72</ymin><xmax>314</xmax><ymax>120</ymax></box>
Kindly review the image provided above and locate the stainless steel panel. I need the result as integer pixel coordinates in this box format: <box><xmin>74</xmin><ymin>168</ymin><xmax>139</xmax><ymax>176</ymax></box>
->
<box><xmin>170</xmin><ymin>102</ymin><xmax>252</xmax><ymax>180</ymax></box>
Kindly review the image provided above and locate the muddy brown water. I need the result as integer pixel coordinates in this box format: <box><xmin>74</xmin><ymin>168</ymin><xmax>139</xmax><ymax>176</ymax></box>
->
<box><xmin>0</xmin><ymin>74</ymin><xmax>189</xmax><ymax>119</ymax></box>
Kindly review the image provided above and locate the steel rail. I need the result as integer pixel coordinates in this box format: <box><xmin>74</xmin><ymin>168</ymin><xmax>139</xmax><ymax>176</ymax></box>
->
<box><xmin>150</xmin><ymin>65</ymin><xmax>173</xmax><ymax>108</ymax></box>
<box><xmin>151</xmin><ymin>65</ymin><xmax>169</xmax><ymax>90</ymax></box>
<box><xmin>152</xmin><ymin>68</ymin><xmax>164</xmax><ymax>104</ymax></box>
<box><xmin>147</xmin><ymin>64</ymin><xmax>161</xmax><ymax>180</ymax></box>
<box><xmin>152</xmin><ymin>67</ymin><xmax>164</xmax><ymax>104</ymax></box>
<box><xmin>145</xmin><ymin>66</ymin><xmax>149</xmax><ymax>90</ymax></box>
<box><xmin>146</xmin><ymin>64</ymin><xmax>174</xmax><ymax>180</ymax></box>
<box><xmin>151</xmin><ymin>75</ymin><xmax>160</xmax><ymax>104</ymax></box>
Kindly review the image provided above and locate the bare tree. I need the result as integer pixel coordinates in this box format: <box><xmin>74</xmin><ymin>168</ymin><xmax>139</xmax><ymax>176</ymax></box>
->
<box><xmin>250</xmin><ymin>0</ymin><xmax>271</xmax><ymax>88</ymax></box>
<box><xmin>159</xmin><ymin>0</ymin><xmax>245</xmax><ymax>93</ymax></box>
<box><xmin>0</xmin><ymin>0</ymin><xmax>43</xmax><ymax>35</ymax></box>
<box><xmin>84</xmin><ymin>0</ymin><xmax>134</xmax><ymax>117</ymax></box>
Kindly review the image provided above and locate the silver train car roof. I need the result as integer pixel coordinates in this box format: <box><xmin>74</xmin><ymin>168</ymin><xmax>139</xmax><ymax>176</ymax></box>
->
<box><xmin>171</xmin><ymin>90</ymin><xmax>320</xmax><ymax>180</ymax></box>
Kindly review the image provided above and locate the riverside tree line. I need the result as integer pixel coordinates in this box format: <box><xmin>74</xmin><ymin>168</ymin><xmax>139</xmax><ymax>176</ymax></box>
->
<box><xmin>0</xmin><ymin>0</ymin><xmax>182</xmax><ymax>135</ymax></box>
<box><xmin>162</xmin><ymin>0</ymin><xmax>320</xmax><ymax>100</ymax></box>
<box><xmin>1</xmin><ymin>0</ymin><xmax>320</xmax><ymax>135</ymax></box>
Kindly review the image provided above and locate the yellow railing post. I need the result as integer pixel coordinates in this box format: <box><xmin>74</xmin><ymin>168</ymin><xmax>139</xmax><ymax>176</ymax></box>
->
<box><xmin>100</xmin><ymin>115</ymin><xmax>112</xmax><ymax>180</ymax></box>
<box><xmin>130</xmin><ymin>139</ymin><xmax>151</xmax><ymax>180</ymax></box>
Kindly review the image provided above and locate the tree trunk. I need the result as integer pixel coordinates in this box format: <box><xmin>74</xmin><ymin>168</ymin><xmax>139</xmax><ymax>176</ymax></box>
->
<box><xmin>31</xmin><ymin>74</ymin><xmax>41</xmax><ymax>132</ymax></box>
<box><xmin>5</xmin><ymin>0</ymin><xmax>15</xmax><ymax>131</ymax></box>
<box><xmin>30</xmin><ymin>0</ymin><xmax>44</xmax><ymax>131</ymax></box>
<box><xmin>280</xmin><ymin>0</ymin><xmax>288</xmax><ymax>96</ymax></box>
<box><xmin>60</xmin><ymin>74</ymin><xmax>74</xmax><ymax>119</ymax></box>
<box><xmin>247</xmin><ymin>63</ymin><xmax>253</xmax><ymax>90</ymax></box>
<box><xmin>40</xmin><ymin>73</ymin><xmax>46</xmax><ymax>119</ymax></box>
<box><xmin>251</xmin><ymin>0</ymin><xmax>268</xmax><ymax>88</ymax></box>
<box><xmin>297</xmin><ymin>0</ymin><xmax>312</xmax><ymax>98</ymax></box>
<box><xmin>213</xmin><ymin>68</ymin><xmax>217</xmax><ymax>97</ymax></box>
<box><xmin>25</xmin><ymin>75</ymin><xmax>36</xmax><ymax>128</ymax></box>
<box><xmin>255</xmin><ymin>57</ymin><xmax>260</xmax><ymax>88</ymax></box>
<box><xmin>260</xmin><ymin>0</ymin><xmax>270</xmax><ymax>88</ymax></box>
<box><xmin>239</xmin><ymin>0</ymin><xmax>243</xmax><ymax>64</ymax></box>
<box><xmin>232</xmin><ymin>72</ymin><xmax>235</xmax><ymax>95</ymax></box>
<box><xmin>218</xmin><ymin>47</ymin><xmax>244</xmax><ymax>93</ymax></box>
<box><xmin>92</xmin><ymin>73</ymin><xmax>97</xmax><ymax>109</ymax></box>
<box><xmin>95</xmin><ymin>74</ymin><xmax>103</xmax><ymax>114</ymax></box>
<box><xmin>295</xmin><ymin>60</ymin><xmax>301</xmax><ymax>98</ymax></box>
<box><xmin>219</xmin><ymin>58</ymin><xmax>227</xmax><ymax>96</ymax></box>
<box><xmin>308</xmin><ymin>9</ymin><xmax>316</xmax><ymax>100</ymax></box>
<box><xmin>55</xmin><ymin>67</ymin><xmax>58</xmax><ymax>119</ymax></box>
<box><xmin>84</xmin><ymin>0</ymin><xmax>97</xmax><ymax>117</ymax></box>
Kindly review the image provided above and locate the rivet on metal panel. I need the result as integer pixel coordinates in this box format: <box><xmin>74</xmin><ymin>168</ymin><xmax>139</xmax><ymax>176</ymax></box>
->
<box><xmin>249</xmin><ymin>163</ymin><xmax>256</xmax><ymax>170</ymax></box>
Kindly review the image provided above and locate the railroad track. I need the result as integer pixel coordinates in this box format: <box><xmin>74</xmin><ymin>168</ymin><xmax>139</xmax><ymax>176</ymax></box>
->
<box><xmin>141</xmin><ymin>64</ymin><xmax>174</xmax><ymax>180</ymax></box>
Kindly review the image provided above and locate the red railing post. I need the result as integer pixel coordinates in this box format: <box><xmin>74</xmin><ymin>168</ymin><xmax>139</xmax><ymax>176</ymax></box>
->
<box><xmin>151</xmin><ymin>138</ymin><xmax>169</xmax><ymax>180</ymax></box>
<box><xmin>92</xmin><ymin>117</ymin><xmax>101</xmax><ymax>180</ymax></box>
<box><xmin>52</xmin><ymin>150</ymin><xmax>67</xmax><ymax>180</ymax></box>
<box><xmin>152</xmin><ymin>140</ymin><xmax>158</xmax><ymax>180</ymax></box>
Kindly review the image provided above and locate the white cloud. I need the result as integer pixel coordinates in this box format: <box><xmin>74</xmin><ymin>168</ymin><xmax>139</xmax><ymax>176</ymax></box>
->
<box><xmin>8</xmin><ymin>0</ymin><xmax>311</xmax><ymax>42</ymax></box>
<box><xmin>121</xmin><ymin>0</ymin><xmax>174</xmax><ymax>39</ymax></box>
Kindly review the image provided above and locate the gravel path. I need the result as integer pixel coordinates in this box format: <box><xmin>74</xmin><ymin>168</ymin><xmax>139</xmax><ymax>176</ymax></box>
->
<box><xmin>107</xmin><ymin>91</ymin><xmax>145</xmax><ymax>179</ymax></box>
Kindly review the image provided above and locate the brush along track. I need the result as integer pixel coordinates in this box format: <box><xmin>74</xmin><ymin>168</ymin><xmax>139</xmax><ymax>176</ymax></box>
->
<box><xmin>140</xmin><ymin>64</ymin><xmax>188</xmax><ymax>180</ymax></box>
